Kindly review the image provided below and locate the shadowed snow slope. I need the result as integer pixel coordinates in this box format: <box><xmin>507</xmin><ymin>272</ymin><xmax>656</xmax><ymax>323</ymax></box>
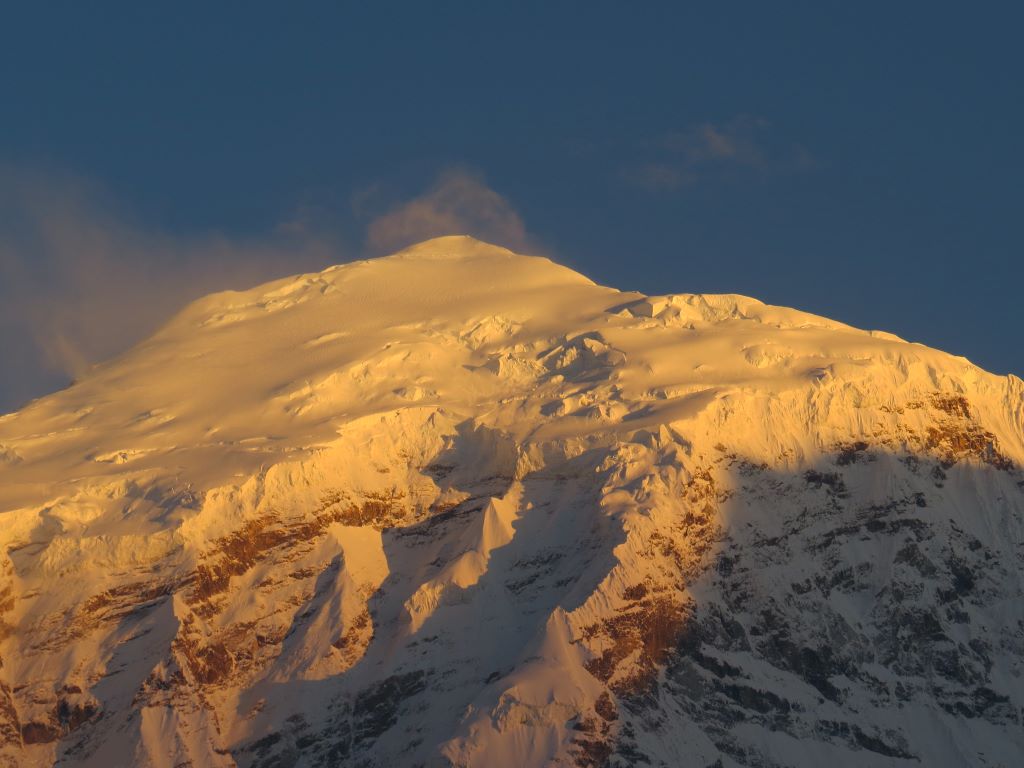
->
<box><xmin>0</xmin><ymin>236</ymin><xmax>1022</xmax><ymax>767</ymax></box>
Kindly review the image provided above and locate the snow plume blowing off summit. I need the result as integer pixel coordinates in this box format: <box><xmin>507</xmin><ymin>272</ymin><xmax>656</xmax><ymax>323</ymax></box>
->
<box><xmin>0</xmin><ymin>236</ymin><xmax>1022</xmax><ymax>767</ymax></box>
<box><xmin>0</xmin><ymin>169</ymin><xmax>529</xmax><ymax>414</ymax></box>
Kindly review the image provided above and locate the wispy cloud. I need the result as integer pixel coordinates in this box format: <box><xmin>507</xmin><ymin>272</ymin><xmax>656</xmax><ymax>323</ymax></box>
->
<box><xmin>364</xmin><ymin>169</ymin><xmax>528</xmax><ymax>254</ymax></box>
<box><xmin>0</xmin><ymin>169</ymin><xmax>334</xmax><ymax>411</ymax></box>
<box><xmin>663</xmin><ymin>117</ymin><xmax>770</xmax><ymax>168</ymax></box>
<box><xmin>622</xmin><ymin>116</ymin><xmax>816</xmax><ymax>191</ymax></box>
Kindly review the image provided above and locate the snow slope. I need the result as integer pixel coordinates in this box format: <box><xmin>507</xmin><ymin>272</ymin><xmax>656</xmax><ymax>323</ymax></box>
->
<box><xmin>0</xmin><ymin>236</ymin><xmax>1022</xmax><ymax>767</ymax></box>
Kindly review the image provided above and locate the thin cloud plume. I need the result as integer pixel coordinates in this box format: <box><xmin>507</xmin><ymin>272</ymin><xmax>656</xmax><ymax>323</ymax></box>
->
<box><xmin>364</xmin><ymin>170</ymin><xmax>528</xmax><ymax>254</ymax></box>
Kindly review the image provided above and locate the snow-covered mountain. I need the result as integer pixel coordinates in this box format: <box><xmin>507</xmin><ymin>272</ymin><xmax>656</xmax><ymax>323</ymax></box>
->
<box><xmin>1</xmin><ymin>236</ymin><xmax>1022</xmax><ymax>767</ymax></box>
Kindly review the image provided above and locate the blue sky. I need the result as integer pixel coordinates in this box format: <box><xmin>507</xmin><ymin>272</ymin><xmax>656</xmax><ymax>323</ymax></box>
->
<box><xmin>1</xmin><ymin>3</ymin><xmax>1021</xmax><ymax>411</ymax></box>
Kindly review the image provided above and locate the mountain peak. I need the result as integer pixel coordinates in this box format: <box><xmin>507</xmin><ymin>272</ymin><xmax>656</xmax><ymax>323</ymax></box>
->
<box><xmin>0</xmin><ymin>241</ymin><xmax>1022</xmax><ymax>767</ymax></box>
<box><xmin>385</xmin><ymin>234</ymin><xmax>519</xmax><ymax>260</ymax></box>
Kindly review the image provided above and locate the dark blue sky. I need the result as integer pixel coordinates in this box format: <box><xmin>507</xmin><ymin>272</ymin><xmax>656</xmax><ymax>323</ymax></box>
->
<box><xmin>1</xmin><ymin>3</ymin><xmax>1021</xmax><ymax>411</ymax></box>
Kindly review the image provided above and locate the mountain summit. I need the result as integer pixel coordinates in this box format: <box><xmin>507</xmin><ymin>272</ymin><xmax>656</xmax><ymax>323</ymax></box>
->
<box><xmin>1</xmin><ymin>237</ymin><xmax>1022</xmax><ymax>767</ymax></box>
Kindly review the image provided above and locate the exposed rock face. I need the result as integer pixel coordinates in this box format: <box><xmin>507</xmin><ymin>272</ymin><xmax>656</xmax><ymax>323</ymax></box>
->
<box><xmin>0</xmin><ymin>237</ymin><xmax>1021</xmax><ymax>767</ymax></box>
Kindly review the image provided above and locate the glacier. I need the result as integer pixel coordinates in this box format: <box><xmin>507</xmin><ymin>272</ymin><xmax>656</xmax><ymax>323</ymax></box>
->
<box><xmin>0</xmin><ymin>236</ymin><xmax>1022</xmax><ymax>767</ymax></box>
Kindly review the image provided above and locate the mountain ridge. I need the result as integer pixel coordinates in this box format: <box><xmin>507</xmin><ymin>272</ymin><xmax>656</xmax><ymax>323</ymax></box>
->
<box><xmin>0</xmin><ymin>237</ymin><xmax>1021</xmax><ymax>767</ymax></box>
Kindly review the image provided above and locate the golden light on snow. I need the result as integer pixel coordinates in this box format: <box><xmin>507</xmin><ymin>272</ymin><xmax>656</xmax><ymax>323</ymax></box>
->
<box><xmin>1</xmin><ymin>237</ymin><xmax>1021</xmax><ymax>765</ymax></box>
